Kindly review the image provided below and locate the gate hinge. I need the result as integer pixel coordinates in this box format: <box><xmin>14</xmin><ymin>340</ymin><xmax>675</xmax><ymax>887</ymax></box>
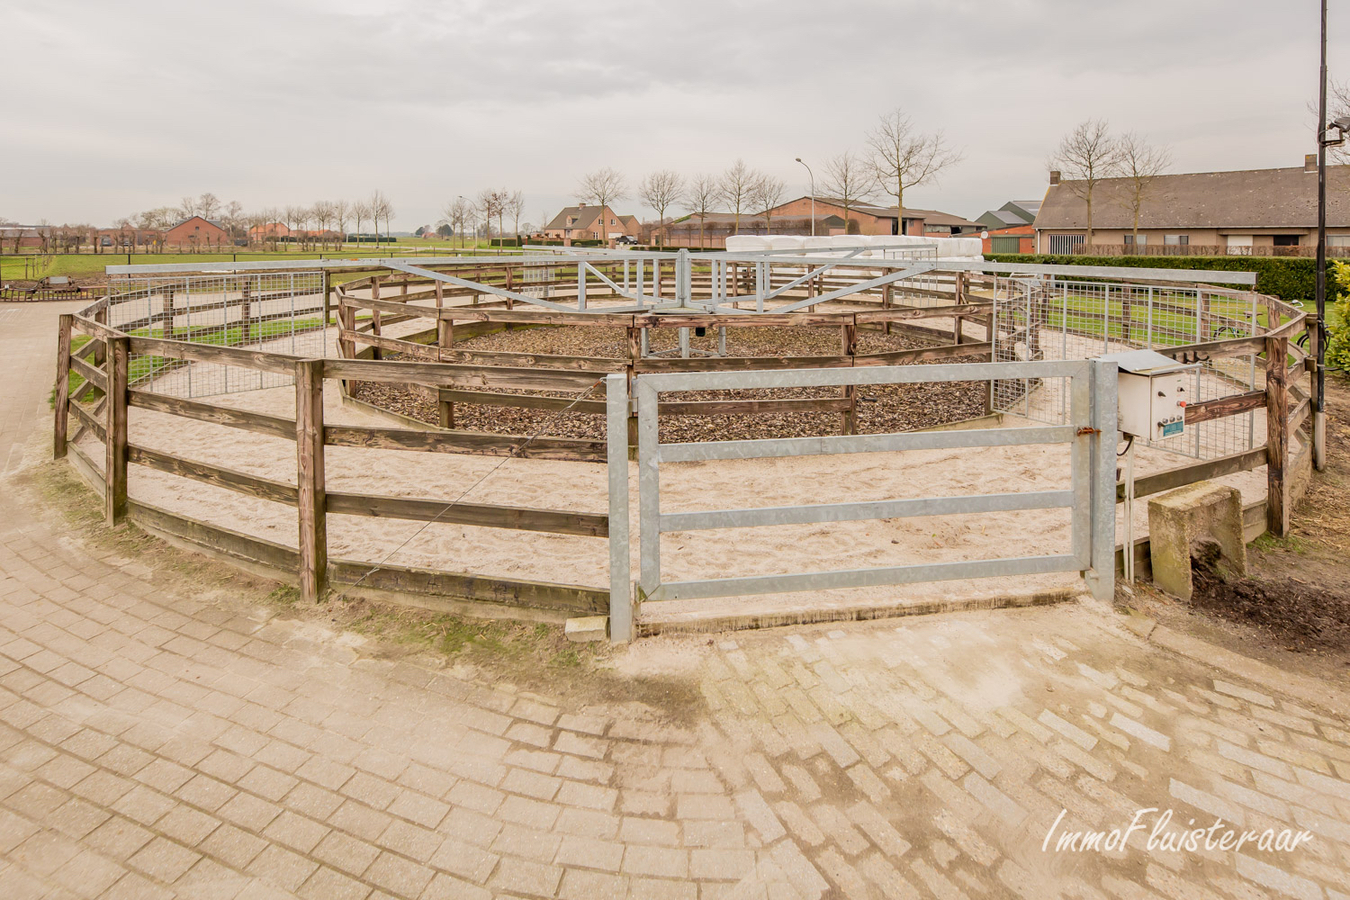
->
<box><xmin>1077</xmin><ymin>427</ymin><xmax>1101</xmax><ymax>436</ymax></box>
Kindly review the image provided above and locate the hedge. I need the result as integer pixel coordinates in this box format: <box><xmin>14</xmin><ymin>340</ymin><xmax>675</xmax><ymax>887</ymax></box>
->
<box><xmin>986</xmin><ymin>254</ymin><xmax>1333</xmax><ymax>304</ymax></box>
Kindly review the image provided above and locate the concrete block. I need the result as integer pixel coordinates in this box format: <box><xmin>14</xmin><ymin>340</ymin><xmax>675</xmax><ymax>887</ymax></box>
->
<box><xmin>1148</xmin><ymin>481</ymin><xmax>1246</xmax><ymax>601</ymax></box>
<box><xmin>564</xmin><ymin>616</ymin><xmax>608</xmax><ymax>643</ymax></box>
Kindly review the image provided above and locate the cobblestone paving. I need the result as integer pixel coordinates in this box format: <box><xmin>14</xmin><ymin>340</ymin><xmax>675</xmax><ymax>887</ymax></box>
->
<box><xmin>2</xmin><ymin>302</ymin><xmax>1350</xmax><ymax>899</ymax></box>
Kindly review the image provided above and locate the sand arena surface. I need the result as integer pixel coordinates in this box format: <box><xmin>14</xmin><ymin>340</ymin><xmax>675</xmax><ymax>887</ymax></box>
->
<box><xmin>73</xmin><ymin>322</ymin><xmax>1270</xmax><ymax>624</ymax></box>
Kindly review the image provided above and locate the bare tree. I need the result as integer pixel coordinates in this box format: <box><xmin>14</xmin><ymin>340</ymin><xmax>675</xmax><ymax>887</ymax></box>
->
<box><xmin>749</xmin><ymin>174</ymin><xmax>786</xmax><ymax>235</ymax></box>
<box><xmin>821</xmin><ymin>150</ymin><xmax>877</xmax><ymax>235</ymax></box>
<box><xmin>1115</xmin><ymin>132</ymin><xmax>1171</xmax><ymax>251</ymax></box>
<box><xmin>493</xmin><ymin>189</ymin><xmax>509</xmax><ymax>245</ymax></box>
<box><xmin>332</xmin><ymin>200</ymin><xmax>350</xmax><ymax>248</ymax></box>
<box><xmin>718</xmin><ymin>159</ymin><xmax>759</xmax><ymax>235</ymax></box>
<box><xmin>475</xmin><ymin>189</ymin><xmax>502</xmax><ymax>246</ymax></box>
<box><xmin>639</xmin><ymin>170</ymin><xmax>684</xmax><ymax>246</ymax></box>
<box><xmin>313</xmin><ymin>201</ymin><xmax>334</xmax><ymax>250</ymax></box>
<box><xmin>507</xmin><ymin>191</ymin><xmax>525</xmax><ymax>241</ymax></box>
<box><xmin>369</xmin><ymin>191</ymin><xmax>394</xmax><ymax>246</ymax></box>
<box><xmin>867</xmin><ymin>109</ymin><xmax>962</xmax><ymax>233</ymax></box>
<box><xmin>353</xmin><ymin>201</ymin><xmax>370</xmax><ymax>246</ymax></box>
<box><xmin>684</xmin><ymin>173</ymin><xmax>720</xmax><ymax>248</ymax></box>
<box><xmin>197</xmin><ymin>192</ymin><xmax>222</xmax><ymax>221</ymax></box>
<box><xmin>1050</xmin><ymin>119</ymin><xmax>1121</xmax><ymax>248</ymax></box>
<box><xmin>222</xmin><ymin>200</ymin><xmax>245</xmax><ymax>243</ymax></box>
<box><xmin>576</xmin><ymin>167</ymin><xmax>628</xmax><ymax>242</ymax></box>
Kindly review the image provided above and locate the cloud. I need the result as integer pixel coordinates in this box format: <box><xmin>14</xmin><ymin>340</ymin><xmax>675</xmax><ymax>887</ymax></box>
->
<box><xmin>2</xmin><ymin>0</ymin><xmax>1342</xmax><ymax>228</ymax></box>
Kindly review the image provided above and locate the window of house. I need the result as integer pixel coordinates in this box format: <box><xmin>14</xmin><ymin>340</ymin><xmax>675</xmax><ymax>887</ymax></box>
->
<box><xmin>1123</xmin><ymin>234</ymin><xmax>1148</xmax><ymax>245</ymax></box>
<box><xmin>1226</xmin><ymin>235</ymin><xmax>1253</xmax><ymax>255</ymax></box>
<box><xmin>1273</xmin><ymin>235</ymin><xmax>1300</xmax><ymax>247</ymax></box>
<box><xmin>610</xmin><ymin>218</ymin><xmax>616</xmax><ymax>226</ymax></box>
<box><xmin>1047</xmin><ymin>234</ymin><xmax>1084</xmax><ymax>254</ymax></box>
<box><xmin>1163</xmin><ymin>234</ymin><xmax>1189</xmax><ymax>246</ymax></box>
<box><xmin>1328</xmin><ymin>235</ymin><xmax>1350</xmax><ymax>247</ymax></box>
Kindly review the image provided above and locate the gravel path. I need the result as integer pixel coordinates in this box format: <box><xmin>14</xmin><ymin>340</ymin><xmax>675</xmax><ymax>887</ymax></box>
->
<box><xmin>354</xmin><ymin>325</ymin><xmax>989</xmax><ymax>442</ymax></box>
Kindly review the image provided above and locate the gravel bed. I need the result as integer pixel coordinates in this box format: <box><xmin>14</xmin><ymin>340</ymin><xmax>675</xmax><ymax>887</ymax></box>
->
<box><xmin>352</xmin><ymin>325</ymin><xmax>989</xmax><ymax>443</ymax></box>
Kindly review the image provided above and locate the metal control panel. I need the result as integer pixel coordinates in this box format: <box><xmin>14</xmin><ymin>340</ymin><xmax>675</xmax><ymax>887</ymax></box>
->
<box><xmin>1099</xmin><ymin>349</ymin><xmax>1197</xmax><ymax>441</ymax></box>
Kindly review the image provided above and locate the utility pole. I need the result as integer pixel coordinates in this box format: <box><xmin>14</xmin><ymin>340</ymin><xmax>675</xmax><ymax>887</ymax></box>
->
<box><xmin>1316</xmin><ymin>0</ymin><xmax>1329</xmax><ymax>470</ymax></box>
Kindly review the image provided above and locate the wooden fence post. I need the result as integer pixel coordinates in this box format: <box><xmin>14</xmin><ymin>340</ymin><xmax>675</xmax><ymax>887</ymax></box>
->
<box><xmin>105</xmin><ymin>336</ymin><xmax>129</xmax><ymax>525</ymax></box>
<box><xmin>240</xmin><ymin>278</ymin><xmax>252</xmax><ymax>344</ymax></box>
<box><xmin>163</xmin><ymin>286</ymin><xmax>176</xmax><ymax>341</ymax></box>
<box><xmin>1265</xmin><ymin>335</ymin><xmax>1290</xmax><ymax>537</ymax></box>
<box><xmin>93</xmin><ymin>307</ymin><xmax>107</xmax><ymax>368</ymax></box>
<box><xmin>370</xmin><ymin>276</ymin><xmax>383</xmax><ymax>360</ymax></box>
<box><xmin>841</xmin><ymin>321</ymin><xmax>858</xmax><ymax>435</ymax></box>
<box><xmin>54</xmin><ymin>314</ymin><xmax>72</xmax><ymax>460</ymax></box>
<box><xmin>321</xmin><ymin>270</ymin><xmax>331</xmax><ymax>328</ymax></box>
<box><xmin>295</xmin><ymin>359</ymin><xmax>327</xmax><ymax>603</ymax></box>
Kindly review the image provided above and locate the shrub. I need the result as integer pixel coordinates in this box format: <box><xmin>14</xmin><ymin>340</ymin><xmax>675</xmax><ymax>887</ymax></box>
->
<box><xmin>1326</xmin><ymin>261</ymin><xmax>1350</xmax><ymax>371</ymax></box>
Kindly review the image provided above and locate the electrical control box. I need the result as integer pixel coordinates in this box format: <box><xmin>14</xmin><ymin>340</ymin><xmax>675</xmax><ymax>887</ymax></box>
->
<box><xmin>1098</xmin><ymin>349</ymin><xmax>1197</xmax><ymax>441</ymax></box>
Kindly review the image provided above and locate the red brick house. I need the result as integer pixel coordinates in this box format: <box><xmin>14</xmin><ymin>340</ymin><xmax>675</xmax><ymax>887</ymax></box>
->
<box><xmin>543</xmin><ymin>204</ymin><xmax>640</xmax><ymax>242</ymax></box>
<box><xmin>766</xmin><ymin>197</ymin><xmax>982</xmax><ymax>237</ymax></box>
<box><xmin>165</xmin><ymin>216</ymin><xmax>230</xmax><ymax>250</ymax></box>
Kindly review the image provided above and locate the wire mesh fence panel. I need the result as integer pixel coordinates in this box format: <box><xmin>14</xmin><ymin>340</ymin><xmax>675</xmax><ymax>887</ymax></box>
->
<box><xmin>108</xmin><ymin>272</ymin><xmax>327</xmax><ymax>399</ymax></box>
<box><xmin>991</xmin><ymin>276</ymin><xmax>1263</xmax><ymax>460</ymax></box>
<box><xmin>521</xmin><ymin>261</ymin><xmax>556</xmax><ymax>300</ymax></box>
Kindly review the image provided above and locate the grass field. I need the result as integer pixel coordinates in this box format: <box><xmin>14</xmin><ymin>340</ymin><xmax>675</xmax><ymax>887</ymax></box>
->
<box><xmin>1</xmin><ymin>240</ymin><xmax>508</xmax><ymax>282</ymax></box>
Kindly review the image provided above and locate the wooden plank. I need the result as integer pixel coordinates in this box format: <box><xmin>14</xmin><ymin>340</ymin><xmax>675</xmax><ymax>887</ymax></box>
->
<box><xmin>435</xmin><ymin>348</ymin><xmax>624</xmax><ymax>372</ymax></box>
<box><xmin>70</xmin><ymin>355</ymin><xmax>107</xmax><ymax>392</ymax></box>
<box><xmin>129</xmin><ymin>335</ymin><xmax>298</xmax><ymax>375</ymax></box>
<box><xmin>853</xmin><ymin>303</ymin><xmax>992</xmax><ymax>324</ymax></box>
<box><xmin>1161</xmin><ymin>335</ymin><xmax>1265</xmax><ymax>364</ymax></box>
<box><xmin>127</xmin><ymin>444</ymin><xmax>299</xmax><ymax>505</ymax></box>
<box><xmin>54</xmin><ymin>314</ymin><xmax>72</xmax><ymax>459</ymax></box>
<box><xmin>129</xmin><ymin>499</ymin><xmax>301</xmax><ymax>572</ymax></box>
<box><xmin>853</xmin><ymin>341</ymin><xmax>991</xmax><ymax>366</ymax></box>
<box><xmin>439</xmin><ymin>389</ymin><xmax>608</xmax><ymax>415</ymax></box>
<box><xmin>105</xmin><ymin>337</ymin><xmax>129</xmax><ymax>525</ymax></box>
<box><xmin>658</xmin><ymin>397</ymin><xmax>853</xmax><ymax>416</ymax></box>
<box><xmin>1266</xmin><ymin>335</ymin><xmax>1290</xmax><ymax>537</ymax></box>
<box><xmin>1184</xmin><ymin>390</ymin><xmax>1265</xmax><ymax>425</ymax></box>
<box><xmin>633</xmin><ymin>313</ymin><xmax>852</xmax><ymax>329</ymax></box>
<box><xmin>70</xmin><ymin>399</ymin><xmax>107</xmax><ymax>442</ymax></box>
<box><xmin>296</xmin><ymin>359</ymin><xmax>327</xmax><ymax>603</ymax></box>
<box><xmin>326</xmin><ymin>491</ymin><xmax>608</xmax><ymax>537</ymax></box>
<box><xmin>440</xmin><ymin>308</ymin><xmax>636</xmax><ymax>327</ymax></box>
<box><xmin>128</xmin><ymin>391</ymin><xmax>296</xmax><ymax>441</ymax></box>
<box><xmin>326</xmin><ymin>559</ymin><xmax>608</xmax><ymax>615</ymax></box>
<box><xmin>325</xmin><ymin>357</ymin><xmax>609</xmax><ymax>392</ymax></box>
<box><xmin>1289</xmin><ymin>396</ymin><xmax>1312</xmax><ymax>435</ymax></box>
<box><xmin>1115</xmin><ymin>447</ymin><xmax>1266</xmax><ymax>503</ymax></box>
<box><xmin>634</xmin><ymin>355</ymin><xmax>852</xmax><ymax>373</ymax></box>
<box><xmin>72</xmin><ymin>314</ymin><xmax>120</xmax><ymax>342</ymax></box>
<box><xmin>343</xmin><ymin>329</ymin><xmax>442</xmax><ymax>361</ymax></box>
<box><xmin>323</xmin><ymin>425</ymin><xmax>606</xmax><ymax>462</ymax></box>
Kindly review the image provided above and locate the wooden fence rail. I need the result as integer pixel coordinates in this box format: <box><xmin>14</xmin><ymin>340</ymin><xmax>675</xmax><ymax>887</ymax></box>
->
<box><xmin>51</xmin><ymin>264</ymin><xmax>1315</xmax><ymax>621</ymax></box>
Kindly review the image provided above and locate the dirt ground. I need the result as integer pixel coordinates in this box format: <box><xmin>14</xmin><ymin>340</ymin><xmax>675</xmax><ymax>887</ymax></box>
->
<box><xmin>1129</xmin><ymin>370</ymin><xmax>1350</xmax><ymax>687</ymax></box>
<box><xmin>352</xmin><ymin>324</ymin><xmax>989</xmax><ymax>442</ymax></box>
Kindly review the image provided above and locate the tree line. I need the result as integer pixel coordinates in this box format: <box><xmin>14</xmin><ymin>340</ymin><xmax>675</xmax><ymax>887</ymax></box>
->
<box><xmin>558</xmin><ymin>107</ymin><xmax>962</xmax><ymax>245</ymax></box>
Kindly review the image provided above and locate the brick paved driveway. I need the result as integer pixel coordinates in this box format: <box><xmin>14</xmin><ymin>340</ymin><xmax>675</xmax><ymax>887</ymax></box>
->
<box><xmin>2</xmin><ymin>302</ymin><xmax>1349</xmax><ymax>899</ymax></box>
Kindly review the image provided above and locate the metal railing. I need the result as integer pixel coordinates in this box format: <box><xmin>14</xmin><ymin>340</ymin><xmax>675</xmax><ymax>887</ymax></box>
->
<box><xmin>605</xmin><ymin>359</ymin><xmax>1118</xmax><ymax>641</ymax></box>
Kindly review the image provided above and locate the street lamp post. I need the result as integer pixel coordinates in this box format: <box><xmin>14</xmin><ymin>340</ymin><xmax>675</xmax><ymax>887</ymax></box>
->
<box><xmin>795</xmin><ymin>158</ymin><xmax>815</xmax><ymax>237</ymax></box>
<box><xmin>1315</xmin><ymin>0</ymin><xmax>1348</xmax><ymax>471</ymax></box>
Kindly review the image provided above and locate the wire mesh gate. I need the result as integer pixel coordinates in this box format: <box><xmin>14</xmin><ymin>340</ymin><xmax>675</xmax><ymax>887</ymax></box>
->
<box><xmin>990</xmin><ymin>276</ymin><xmax>1263</xmax><ymax>460</ymax></box>
<box><xmin>605</xmin><ymin>360</ymin><xmax>1119</xmax><ymax>641</ymax></box>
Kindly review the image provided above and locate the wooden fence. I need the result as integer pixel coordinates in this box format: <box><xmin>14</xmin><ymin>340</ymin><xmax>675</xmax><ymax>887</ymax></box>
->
<box><xmin>52</xmin><ymin>259</ymin><xmax>1318</xmax><ymax>622</ymax></box>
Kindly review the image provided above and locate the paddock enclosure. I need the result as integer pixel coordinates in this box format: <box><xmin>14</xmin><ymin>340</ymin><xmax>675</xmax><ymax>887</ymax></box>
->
<box><xmin>52</xmin><ymin>245</ymin><xmax>1317</xmax><ymax>639</ymax></box>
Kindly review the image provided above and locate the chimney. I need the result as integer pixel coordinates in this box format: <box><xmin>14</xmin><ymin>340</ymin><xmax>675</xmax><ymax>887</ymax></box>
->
<box><xmin>1049</xmin><ymin>170</ymin><xmax>1061</xmax><ymax>185</ymax></box>
<box><xmin>1305</xmin><ymin>153</ymin><xmax>1318</xmax><ymax>173</ymax></box>
<box><xmin>578</xmin><ymin>202</ymin><xmax>586</xmax><ymax>208</ymax></box>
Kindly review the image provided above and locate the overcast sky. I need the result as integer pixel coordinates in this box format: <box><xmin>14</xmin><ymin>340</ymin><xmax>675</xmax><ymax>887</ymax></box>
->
<box><xmin>5</xmin><ymin>0</ymin><xmax>1346</xmax><ymax>230</ymax></box>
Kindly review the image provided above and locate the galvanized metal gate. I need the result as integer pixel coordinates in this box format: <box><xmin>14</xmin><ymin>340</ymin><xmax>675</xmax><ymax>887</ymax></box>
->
<box><xmin>605</xmin><ymin>360</ymin><xmax>1119</xmax><ymax>641</ymax></box>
